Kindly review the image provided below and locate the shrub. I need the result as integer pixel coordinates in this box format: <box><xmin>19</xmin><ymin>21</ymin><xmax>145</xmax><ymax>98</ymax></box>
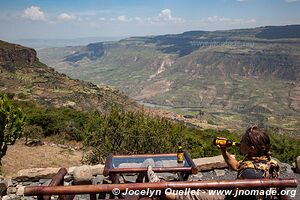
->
<box><xmin>268</xmin><ymin>131</ymin><xmax>300</xmax><ymax>164</ymax></box>
<box><xmin>14</xmin><ymin>101</ymin><xmax>89</xmax><ymax>141</ymax></box>
<box><xmin>83</xmin><ymin>107</ymin><xmax>184</xmax><ymax>164</ymax></box>
<box><xmin>82</xmin><ymin>107</ymin><xmax>240</xmax><ymax>164</ymax></box>
<box><xmin>11</xmin><ymin>98</ymin><xmax>300</xmax><ymax>165</ymax></box>
<box><xmin>0</xmin><ymin>93</ymin><xmax>25</xmax><ymax>163</ymax></box>
<box><xmin>23</xmin><ymin>124</ymin><xmax>44</xmax><ymax>141</ymax></box>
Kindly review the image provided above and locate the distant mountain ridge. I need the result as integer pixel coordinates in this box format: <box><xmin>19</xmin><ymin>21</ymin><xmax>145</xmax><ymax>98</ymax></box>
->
<box><xmin>38</xmin><ymin>25</ymin><xmax>300</xmax><ymax>134</ymax></box>
<box><xmin>13</xmin><ymin>36</ymin><xmax>124</xmax><ymax>48</ymax></box>
<box><xmin>122</xmin><ymin>25</ymin><xmax>300</xmax><ymax>57</ymax></box>
<box><xmin>64</xmin><ymin>43</ymin><xmax>105</xmax><ymax>62</ymax></box>
<box><xmin>0</xmin><ymin>40</ymin><xmax>137</xmax><ymax>113</ymax></box>
<box><xmin>255</xmin><ymin>25</ymin><xmax>300</xmax><ymax>39</ymax></box>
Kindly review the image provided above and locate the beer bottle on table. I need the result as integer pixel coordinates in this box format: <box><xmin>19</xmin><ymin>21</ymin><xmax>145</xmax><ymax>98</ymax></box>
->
<box><xmin>177</xmin><ymin>142</ymin><xmax>184</xmax><ymax>163</ymax></box>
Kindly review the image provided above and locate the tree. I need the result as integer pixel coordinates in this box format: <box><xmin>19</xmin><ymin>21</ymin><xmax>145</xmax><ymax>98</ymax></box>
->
<box><xmin>0</xmin><ymin>94</ymin><xmax>25</xmax><ymax>164</ymax></box>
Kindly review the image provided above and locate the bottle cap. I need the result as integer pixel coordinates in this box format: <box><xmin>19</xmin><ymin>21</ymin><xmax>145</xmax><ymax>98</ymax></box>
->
<box><xmin>178</xmin><ymin>142</ymin><xmax>183</xmax><ymax>149</ymax></box>
<box><xmin>233</xmin><ymin>142</ymin><xmax>240</xmax><ymax>147</ymax></box>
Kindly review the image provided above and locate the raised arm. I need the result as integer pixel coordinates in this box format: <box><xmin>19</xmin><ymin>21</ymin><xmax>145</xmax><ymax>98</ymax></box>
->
<box><xmin>220</xmin><ymin>147</ymin><xmax>239</xmax><ymax>171</ymax></box>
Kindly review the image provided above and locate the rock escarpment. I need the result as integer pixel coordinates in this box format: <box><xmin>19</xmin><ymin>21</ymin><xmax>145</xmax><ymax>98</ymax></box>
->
<box><xmin>0</xmin><ymin>41</ymin><xmax>37</xmax><ymax>72</ymax></box>
<box><xmin>0</xmin><ymin>40</ymin><xmax>137</xmax><ymax>113</ymax></box>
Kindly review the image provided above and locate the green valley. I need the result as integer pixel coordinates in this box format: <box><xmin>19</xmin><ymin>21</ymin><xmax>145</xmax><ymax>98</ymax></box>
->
<box><xmin>38</xmin><ymin>25</ymin><xmax>300</xmax><ymax>135</ymax></box>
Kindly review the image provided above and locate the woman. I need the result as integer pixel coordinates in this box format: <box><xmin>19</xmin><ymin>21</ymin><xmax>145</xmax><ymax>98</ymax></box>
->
<box><xmin>147</xmin><ymin>126</ymin><xmax>281</xmax><ymax>200</ymax></box>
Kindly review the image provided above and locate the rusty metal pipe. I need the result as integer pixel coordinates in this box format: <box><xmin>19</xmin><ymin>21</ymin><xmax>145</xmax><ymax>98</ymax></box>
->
<box><xmin>43</xmin><ymin>168</ymin><xmax>67</xmax><ymax>200</ymax></box>
<box><xmin>48</xmin><ymin>168</ymin><xmax>67</xmax><ymax>186</ymax></box>
<box><xmin>24</xmin><ymin>178</ymin><xmax>298</xmax><ymax>196</ymax></box>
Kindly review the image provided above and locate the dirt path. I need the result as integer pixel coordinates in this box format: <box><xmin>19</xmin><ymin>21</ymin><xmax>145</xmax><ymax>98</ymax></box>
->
<box><xmin>1</xmin><ymin>140</ymin><xmax>83</xmax><ymax>178</ymax></box>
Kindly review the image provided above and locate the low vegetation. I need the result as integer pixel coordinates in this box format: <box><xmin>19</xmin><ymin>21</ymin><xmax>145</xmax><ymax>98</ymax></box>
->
<box><xmin>12</xmin><ymin>97</ymin><xmax>299</xmax><ymax>165</ymax></box>
<box><xmin>15</xmin><ymin>101</ymin><xmax>89</xmax><ymax>142</ymax></box>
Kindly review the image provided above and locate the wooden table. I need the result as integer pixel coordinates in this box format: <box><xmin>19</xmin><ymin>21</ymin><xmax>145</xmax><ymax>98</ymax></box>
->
<box><xmin>103</xmin><ymin>152</ymin><xmax>198</xmax><ymax>184</ymax></box>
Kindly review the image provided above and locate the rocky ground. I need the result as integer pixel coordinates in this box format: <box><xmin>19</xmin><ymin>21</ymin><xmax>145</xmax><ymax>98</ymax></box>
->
<box><xmin>1</xmin><ymin>140</ymin><xmax>83</xmax><ymax>178</ymax></box>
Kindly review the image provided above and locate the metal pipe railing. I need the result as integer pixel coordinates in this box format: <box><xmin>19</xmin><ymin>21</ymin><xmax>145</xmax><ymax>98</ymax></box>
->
<box><xmin>24</xmin><ymin>178</ymin><xmax>298</xmax><ymax>196</ymax></box>
<box><xmin>42</xmin><ymin>168</ymin><xmax>67</xmax><ymax>200</ymax></box>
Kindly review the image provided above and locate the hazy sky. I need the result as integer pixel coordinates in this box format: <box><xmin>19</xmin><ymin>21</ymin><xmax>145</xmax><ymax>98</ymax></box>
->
<box><xmin>0</xmin><ymin>0</ymin><xmax>300</xmax><ymax>40</ymax></box>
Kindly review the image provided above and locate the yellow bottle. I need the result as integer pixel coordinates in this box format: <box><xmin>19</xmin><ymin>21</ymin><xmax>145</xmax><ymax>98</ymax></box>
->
<box><xmin>177</xmin><ymin>142</ymin><xmax>184</xmax><ymax>163</ymax></box>
<box><xmin>213</xmin><ymin>138</ymin><xmax>240</xmax><ymax>147</ymax></box>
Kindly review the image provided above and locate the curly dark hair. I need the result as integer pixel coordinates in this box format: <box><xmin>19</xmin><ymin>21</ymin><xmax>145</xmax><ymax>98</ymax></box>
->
<box><xmin>242</xmin><ymin>126</ymin><xmax>271</xmax><ymax>157</ymax></box>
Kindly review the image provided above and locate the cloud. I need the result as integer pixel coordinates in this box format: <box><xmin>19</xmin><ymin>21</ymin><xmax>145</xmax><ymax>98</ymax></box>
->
<box><xmin>284</xmin><ymin>0</ymin><xmax>299</xmax><ymax>2</ymax></box>
<box><xmin>147</xmin><ymin>9</ymin><xmax>184</xmax><ymax>24</ymax></box>
<box><xmin>159</xmin><ymin>9</ymin><xmax>173</xmax><ymax>21</ymax></box>
<box><xmin>22</xmin><ymin>6</ymin><xmax>46</xmax><ymax>21</ymax></box>
<box><xmin>57</xmin><ymin>13</ymin><xmax>77</xmax><ymax>21</ymax></box>
<box><xmin>117</xmin><ymin>15</ymin><xmax>131</xmax><ymax>22</ymax></box>
<box><xmin>206</xmin><ymin>16</ymin><xmax>256</xmax><ymax>25</ymax></box>
<box><xmin>236</xmin><ymin>0</ymin><xmax>247</xmax><ymax>2</ymax></box>
<box><xmin>92</xmin><ymin>9</ymin><xmax>184</xmax><ymax>24</ymax></box>
<box><xmin>135</xmin><ymin>17</ymin><xmax>142</xmax><ymax>22</ymax></box>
